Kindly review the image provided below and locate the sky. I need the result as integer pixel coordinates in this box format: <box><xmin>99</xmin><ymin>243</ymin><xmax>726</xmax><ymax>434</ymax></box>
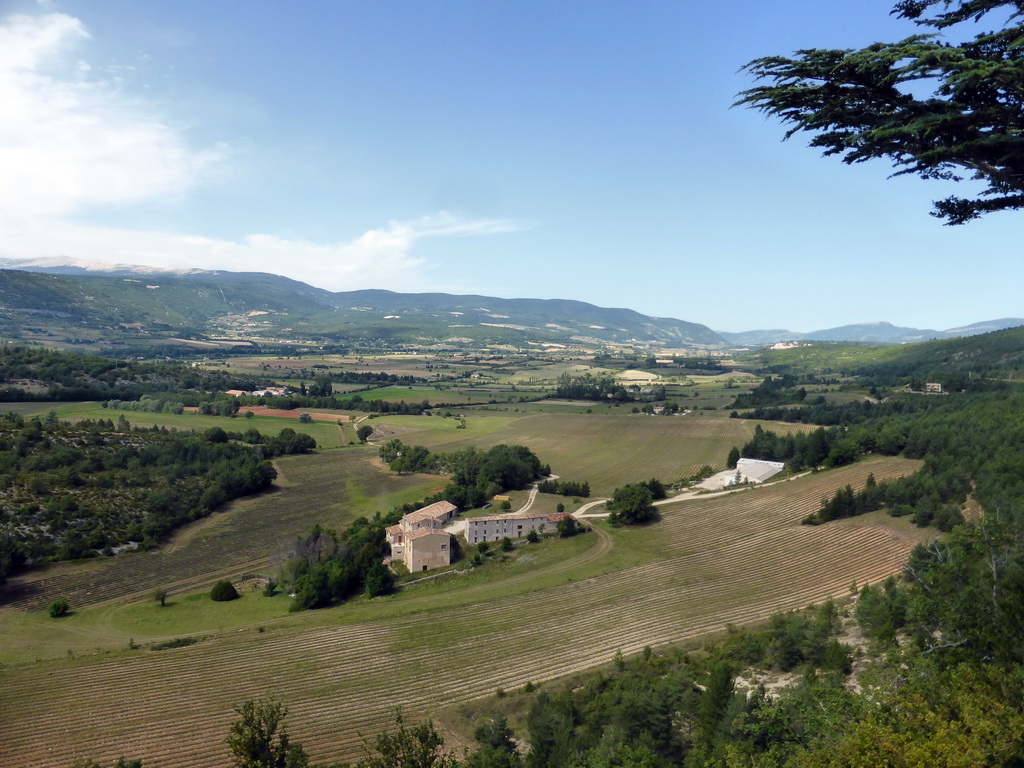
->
<box><xmin>0</xmin><ymin>0</ymin><xmax>1019</xmax><ymax>333</ymax></box>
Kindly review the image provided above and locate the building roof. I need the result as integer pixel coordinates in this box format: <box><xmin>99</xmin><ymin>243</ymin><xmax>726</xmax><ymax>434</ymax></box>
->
<box><xmin>385</xmin><ymin>524</ymin><xmax>403</xmax><ymax>537</ymax></box>
<box><xmin>546</xmin><ymin>513</ymin><xmax>571</xmax><ymax>523</ymax></box>
<box><xmin>736</xmin><ymin>458</ymin><xmax>785</xmax><ymax>483</ymax></box>
<box><xmin>406</xmin><ymin>528</ymin><xmax>452</xmax><ymax>541</ymax></box>
<box><xmin>404</xmin><ymin>500</ymin><xmax>458</xmax><ymax>525</ymax></box>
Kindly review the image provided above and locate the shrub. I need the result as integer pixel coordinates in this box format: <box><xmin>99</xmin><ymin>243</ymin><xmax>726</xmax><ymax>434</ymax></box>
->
<box><xmin>49</xmin><ymin>599</ymin><xmax>70</xmax><ymax>618</ymax></box>
<box><xmin>263</xmin><ymin>579</ymin><xmax>278</xmax><ymax>597</ymax></box>
<box><xmin>526</xmin><ymin>530</ymin><xmax>540</xmax><ymax>543</ymax></box>
<box><xmin>151</xmin><ymin>636</ymin><xmax>199</xmax><ymax>651</ymax></box>
<box><xmin>210</xmin><ymin>579</ymin><xmax>239</xmax><ymax>602</ymax></box>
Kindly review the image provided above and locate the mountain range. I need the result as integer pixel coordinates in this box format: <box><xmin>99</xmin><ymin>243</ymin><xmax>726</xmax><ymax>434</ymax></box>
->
<box><xmin>718</xmin><ymin>319</ymin><xmax>1024</xmax><ymax>346</ymax></box>
<box><xmin>0</xmin><ymin>257</ymin><xmax>1019</xmax><ymax>350</ymax></box>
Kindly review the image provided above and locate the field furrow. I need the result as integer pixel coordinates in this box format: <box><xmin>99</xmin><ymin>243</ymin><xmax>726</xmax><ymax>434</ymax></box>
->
<box><xmin>0</xmin><ymin>456</ymin><xmax>931</xmax><ymax>768</ymax></box>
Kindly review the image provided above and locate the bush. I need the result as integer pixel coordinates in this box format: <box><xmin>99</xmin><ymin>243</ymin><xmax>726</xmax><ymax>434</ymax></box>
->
<box><xmin>49</xmin><ymin>599</ymin><xmax>70</xmax><ymax>618</ymax></box>
<box><xmin>151</xmin><ymin>636</ymin><xmax>199</xmax><ymax>651</ymax></box>
<box><xmin>526</xmin><ymin>530</ymin><xmax>540</xmax><ymax>543</ymax></box>
<box><xmin>263</xmin><ymin>579</ymin><xmax>278</xmax><ymax>597</ymax></box>
<box><xmin>210</xmin><ymin>579</ymin><xmax>239</xmax><ymax>602</ymax></box>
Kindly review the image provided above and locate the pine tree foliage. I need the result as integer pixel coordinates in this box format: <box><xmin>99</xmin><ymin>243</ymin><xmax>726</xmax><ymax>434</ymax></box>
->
<box><xmin>737</xmin><ymin>0</ymin><xmax>1024</xmax><ymax>224</ymax></box>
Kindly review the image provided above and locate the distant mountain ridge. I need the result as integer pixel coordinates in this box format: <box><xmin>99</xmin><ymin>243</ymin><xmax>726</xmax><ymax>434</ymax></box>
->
<box><xmin>1</xmin><ymin>258</ymin><xmax>1017</xmax><ymax>350</ymax></box>
<box><xmin>717</xmin><ymin>319</ymin><xmax>1024</xmax><ymax>346</ymax></box>
<box><xmin>0</xmin><ymin>260</ymin><xmax>724</xmax><ymax>349</ymax></box>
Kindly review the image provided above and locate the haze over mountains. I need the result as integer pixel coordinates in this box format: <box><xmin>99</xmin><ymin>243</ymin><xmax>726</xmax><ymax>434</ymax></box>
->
<box><xmin>0</xmin><ymin>258</ymin><xmax>1019</xmax><ymax>349</ymax></box>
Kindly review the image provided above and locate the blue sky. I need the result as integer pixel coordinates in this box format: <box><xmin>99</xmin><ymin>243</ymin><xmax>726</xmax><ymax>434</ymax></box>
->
<box><xmin>0</xmin><ymin>0</ymin><xmax>1018</xmax><ymax>333</ymax></box>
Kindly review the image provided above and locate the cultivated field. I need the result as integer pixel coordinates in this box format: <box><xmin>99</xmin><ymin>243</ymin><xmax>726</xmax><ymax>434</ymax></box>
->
<box><xmin>48</xmin><ymin>402</ymin><xmax>353</xmax><ymax>448</ymax></box>
<box><xmin>0</xmin><ymin>456</ymin><xmax>929</xmax><ymax>768</ymax></box>
<box><xmin>0</xmin><ymin>449</ymin><xmax>445</xmax><ymax>633</ymax></box>
<box><xmin>372</xmin><ymin>412</ymin><xmax>810</xmax><ymax>495</ymax></box>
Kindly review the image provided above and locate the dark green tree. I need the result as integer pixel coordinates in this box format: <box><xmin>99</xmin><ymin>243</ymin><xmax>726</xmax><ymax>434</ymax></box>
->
<box><xmin>556</xmin><ymin>516</ymin><xmax>580</xmax><ymax>538</ymax></box>
<box><xmin>357</xmin><ymin>709</ymin><xmax>459</xmax><ymax>768</ymax></box>
<box><xmin>226</xmin><ymin>697</ymin><xmax>308</xmax><ymax>768</ymax></box>
<box><xmin>48</xmin><ymin>599</ymin><xmax>70</xmax><ymax>618</ymax></box>
<box><xmin>365</xmin><ymin>562</ymin><xmax>396</xmax><ymax>598</ymax></box>
<box><xmin>357</xmin><ymin>424</ymin><xmax>374</xmax><ymax>443</ymax></box>
<box><xmin>737</xmin><ymin>0</ymin><xmax>1024</xmax><ymax>224</ymax></box>
<box><xmin>210</xmin><ymin>579</ymin><xmax>239</xmax><ymax>602</ymax></box>
<box><xmin>726</xmin><ymin>446</ymin><xmax>740</xmax><ymax>469</ymax></box>
<box><xmin>607</xmin><ymin>484</ymin><xmax>658</xmax><ymax>526</ymax></box>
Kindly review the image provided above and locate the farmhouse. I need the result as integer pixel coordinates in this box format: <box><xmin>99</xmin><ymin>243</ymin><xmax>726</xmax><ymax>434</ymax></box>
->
<box><xmin>465</xmin><ymin>512</ymin><xmax>567</xmax><ymax>544</ymax></box>
<box><xmin>385</xmin><ymin>500</ymin><xmax>458</xmax><ymax>572</ymax></box>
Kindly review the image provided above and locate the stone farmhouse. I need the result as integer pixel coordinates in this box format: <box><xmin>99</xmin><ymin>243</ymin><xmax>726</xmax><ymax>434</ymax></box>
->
<box><xmin>385</xmin><ymin>500</ymin><xmax>458</xmax><ymax>572</ymax></box>
<box><xmin>465</xmin><ymin>512</ymin><xmax>569</xmax><ymax>545</ymax></box>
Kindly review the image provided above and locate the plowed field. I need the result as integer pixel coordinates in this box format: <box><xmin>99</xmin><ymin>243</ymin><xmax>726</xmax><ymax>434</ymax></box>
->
<box><xmin>0</xmin><ymin>457</ymin><xmax>931</xmax><ymax>768</ymax></box>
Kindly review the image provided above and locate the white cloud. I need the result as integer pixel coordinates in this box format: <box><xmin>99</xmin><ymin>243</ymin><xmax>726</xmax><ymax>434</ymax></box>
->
<box><xmin>0</xmin><ymin>212</ymin><xmax>527</xmax><ymax>291</ymax></box>
<box><xmin>0</xmin><ymin>12</ymin><xmax>223</xmax><ymax>218</ymax></box>
<box><xmin>0</xmin><ymin>12</ymin><xmax>528</xmax><ymax>292</ymax></box>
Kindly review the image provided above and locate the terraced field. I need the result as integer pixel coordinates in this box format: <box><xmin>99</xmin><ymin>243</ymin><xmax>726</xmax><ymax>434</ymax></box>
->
<box><xmin>0</xmin><ymin>456</ymin><xmax>931</xmax><ymax>768</ymax></box>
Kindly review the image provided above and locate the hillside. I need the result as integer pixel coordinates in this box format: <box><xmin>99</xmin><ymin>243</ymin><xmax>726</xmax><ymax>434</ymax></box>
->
<box><xmin>743</xmin><ymin>326</ymin><xmax>1024</xmax><ymax>380</ymax></box>
<box><xmin>0</xmin><ymin>267</ymin><xmax>725</xmax><ymax>351</ymax></box>
<box><xmin>719</xmin><ymin>318</ymin><xmax>1024</xmax><ymax>345</ymax></box>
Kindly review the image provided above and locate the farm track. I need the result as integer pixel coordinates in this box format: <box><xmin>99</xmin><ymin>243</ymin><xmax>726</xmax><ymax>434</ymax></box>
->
<box><xmin>0</xmin><ymin>457</ymin><xmax>931</xmax><ymax>768</ymax></box>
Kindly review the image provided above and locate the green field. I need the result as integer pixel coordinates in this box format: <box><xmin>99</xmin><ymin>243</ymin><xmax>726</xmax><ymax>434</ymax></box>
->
<box><xmin>371</xmin><ymin>411</ymin><xmax>809</xmax><ymax>495</ymax></box>
<box><xmin>0</xmin><ymin>456</ymin><xmax>930</xmax><ymax>768</ymax></box>
<box><xmin>47</xmin><ymin>402</ymin><xmax>352</xmax><ymax>448</ymax></box>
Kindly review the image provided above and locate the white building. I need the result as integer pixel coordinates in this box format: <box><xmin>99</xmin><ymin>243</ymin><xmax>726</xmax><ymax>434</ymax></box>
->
<box><xmin>723</xmin><ymin>458</ymin><xmax>786</xmax><ymax>486</ymax></box>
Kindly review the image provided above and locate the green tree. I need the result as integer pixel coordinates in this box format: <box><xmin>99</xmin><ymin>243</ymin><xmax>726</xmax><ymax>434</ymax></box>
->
<box><xmin>48</xmin><ymin>599</ymin><xmax>70</xmax><ymax>618</ymax></box>
<box><xmin>357</xmin><ymin>709</ymin><xmax>459</xmax><ymax>768</ymax></box>
<box><xmin>211</xmin><ymin>579</ymin><xmax>239</xmax><ymax>602</ymax></box>
<box><xmin>737</xmin><ymin>0</ymin><xmax>1024</xmax><ymax>224</ymax></box>
<box><xmin>357</xmin><ymin>424</ymin><xmax>374</xmax><ymax>443</ymax></box>
<box><xmin>227</xmin><ymin>697</ymin><xmax>308</xmax><ymax>768</ymax></box>
<box><xmin>556</xmin><ymin>516</ymin><xmax>580</xmax><ymax>538</ymax></box>
<box><xmin>365</xmin><ymin>562</ymin><xmax>396</xmax><ymax>598</ymax></box>
<box><xmin>726</xmin><ymin>446</ymin><xmax>740</xmax><ymax>469</ymax></box>
<box><xmin>607</xmin><ymin>484</ymin><xmax>658</xmax><ymax>526</ymax></box>
<box><xmin>152</xmin><ymin>588</ymin><xmax>168</xmax><ymax>607</ymax></box>
<box><xmin>469</xmin><ymin>716</ymin><xmax>521</xmax><ymax>768</ymax></box>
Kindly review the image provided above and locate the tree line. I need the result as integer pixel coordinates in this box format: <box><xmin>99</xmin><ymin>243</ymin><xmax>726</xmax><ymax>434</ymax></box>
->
<box><xmin>379</xmin><ymin>441</ymin><xmax>547</xmax><ymax>510</ymax></box>
<box><xmin>0</xmin><ymin>414</ymin><xmax>304</xmax><ymax>583</ymax></box>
